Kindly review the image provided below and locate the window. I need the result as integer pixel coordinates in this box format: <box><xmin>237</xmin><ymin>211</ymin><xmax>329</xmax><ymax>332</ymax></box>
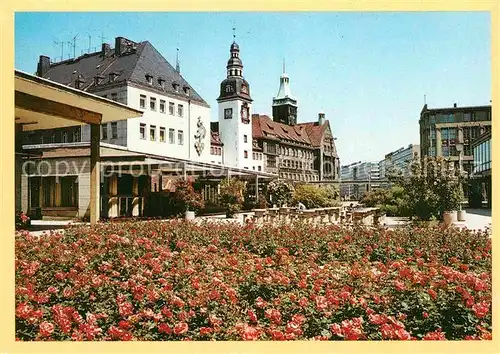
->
<box><xmin>140</xmin><ymin>95</ymin><xmax>146</xmax><ymax>109</ymax></box>
<box><xmin>169</xmin><ymin>128</ymin><xmax>175</xmax><ymax>144</ymax></box>
<box><xmin>159</xmin><ymin>127</ymin><xmax>166</xmax><ymax>142</ymax></box>
<box><xmin>51</xmin><ymin>134</ymin><xmax>56</xmax><ymax>143</ymax></box>
<box><xmin>60</xmin><ymin>176</ymin><xmax>78</xmax><ymax>207</ymax></box>
<box><xmin>258</xmin><ymin>166</ymin><xmax>262</xmax><ymax>172</ymax></box>
<box><xmin>72</xmin><ymin>130</ymin><xmax>80</xmax><ymax>142</ymax></box>
<box><xmin>178</xmin><ymin>104</ymin><xmax>184</xmax><ymax>117</ymax></box>
<box><xmin>244</xmin><ymin>150</ymin><xmax>248</xmax><ymax>158</ymax></box>
<box><xmin>244</xmin><ymin>134</ymin><xmax>248</xmax><ymax>143</ymax></box>
<box><xmin>224</xmin><ymin>108</ymin><xmax>233</xmax><ymax>119</ymax></box>
<box><xmin>102</xmin><ymin>124</ymin><xmax>108</xmax><ymax>140</ymax></box>
<box><xmin>160</xmin><ymin>100</ymin><xmax>166</xmax><ymax>113</ymax></box>
<box><xmin>150</xmin><ymin>97</ymin><xmax>156</xmax><ymax>111</ymax></box>
<box><xmin>111</xmin><ymin>122</ymin><xmax>118</xmax><ymax>139</ymax></box>
<box><xmin>42</xmin><ymin>177</ymin><xmax>56</xmax><ymax>207</ymax></box>
<box><xmin>111</xmin><ymin>93</ymin><xmax>118</xmax><ymax>102</ymax></box>
<box><xmin>169</xmin><ymin>102</ymin><xmax>175</xmax><ymax>115</ymax></box>
<box><xmin>178</xmin><ymin>130</ymin><xmax>184</xmax><ymax>145</ymax></box>
<box><xmin>62</xmin><ymin>132</ymin><xmax>68</xmax><ymax>143</ymax></box>
<box><xmin>140</xmin><ymin>123</ymin><xmax>146</xmax><ymax>139</ymax></box>
<box><xmin>150</xmin><ymin>125</ymin><xmax>156</xmax><ymax>141</ymax></box>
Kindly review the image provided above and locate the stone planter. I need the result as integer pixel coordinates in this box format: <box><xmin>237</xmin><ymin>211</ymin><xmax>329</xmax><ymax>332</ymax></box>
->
<box><xmin>185</xmin><ymin>210</ymin><xmax>195</xmax><ymax>221</ymax></box>
<box><xmin>457</xmin><ymin>210</ymin><xmax>466</xmax><ymax>222</ymax></box>
<box><xmin>442</xmin><ymin>211</ymin><xmax>457</xmax><ymax>226</ymax></box>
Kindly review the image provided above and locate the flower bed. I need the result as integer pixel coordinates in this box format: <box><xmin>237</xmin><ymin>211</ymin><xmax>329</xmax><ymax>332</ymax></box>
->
<box><xmin>15</xmin><ymin>221</ymin><xmax>491</xmax><ymax>341</ymax></box>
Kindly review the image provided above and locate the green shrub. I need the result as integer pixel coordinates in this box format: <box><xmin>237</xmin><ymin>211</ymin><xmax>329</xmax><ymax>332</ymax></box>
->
<box><xmin>390</xmin><ymin>156</ymin><xmax>465</xmax><ymax>221</ymax></box>
<box><xmin>291</xmin><ymin>184</ymin><xmax>340</xmax><ymax>209</ymax></box>
<box><xmin>219</xmin><ymin>178</ymin><xmax>246</xmax><ymax>217</ymax></box>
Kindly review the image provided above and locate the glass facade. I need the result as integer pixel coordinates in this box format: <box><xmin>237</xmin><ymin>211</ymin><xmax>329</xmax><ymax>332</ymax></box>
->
<box><xmin>473</xmin><ymin>138</ymin><xmax>491</xmax><ymax>174</ymax></box>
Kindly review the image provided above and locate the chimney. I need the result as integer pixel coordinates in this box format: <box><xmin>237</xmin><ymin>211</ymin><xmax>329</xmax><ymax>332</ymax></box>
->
<box><xmin>318</xmin><ymin>112</ymin><xmax>325</xmax><ymax>125</ymax></box>
<box><xmin>115</xmin><ymin>37</ymin><xmax>125</xmax><ymax>56</ymax></box>
<box><xmin>453</xmin><ymin>103</ymin><xmax>457</xmax><ymax>108</ymax></box>
<box><xmin>101</xmin><ymin>43</ymin><xmax>111</xmax><ymax>56</ymax></box>
<box><xmin>36</xmin><ymin>55</ymin><xmax>50</xmax><ymax>77</ymax></box>
<box><xmin>74</xmin><ymin>75</ymin><xmax>85</xmax><ymax>90</ymax></box>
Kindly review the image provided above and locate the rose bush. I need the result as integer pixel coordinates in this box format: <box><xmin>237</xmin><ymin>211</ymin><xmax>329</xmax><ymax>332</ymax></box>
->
<box><xmin>15</xmin><ymin>221</ymin><xmax>491</xmax><ymax>341</ymax></box>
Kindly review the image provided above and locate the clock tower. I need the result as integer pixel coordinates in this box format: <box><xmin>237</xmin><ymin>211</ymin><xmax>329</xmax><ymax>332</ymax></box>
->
<box><xmin>217</xmin><ymin>40</ymin><xmax>253</xmax><ymax>169</ymax></box>
<box><xmin>272</xmin><ymin>61</ymin><xmax>297</xmax><ymax>126</ymax></box>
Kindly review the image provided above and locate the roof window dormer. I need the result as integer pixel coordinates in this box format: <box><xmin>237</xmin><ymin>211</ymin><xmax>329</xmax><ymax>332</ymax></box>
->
<box><xmin>183</xmin><ymin>85</ymin><xmax>190</xmax><ymax>96</ymax></box>
<box><xmin>158</xmin><ymin>77</ymin><xmax>166</xmax><ymax>89</ymax></box>
<box><xmin>109</xmin><ymin>72</ymin><xmax>119</xmax><ymax>83</ymax></box>
<box><xmin>172</xmin><ymin>81</ymin><xmax>180</xmax><ymax>92</ymax></box>
<box><xmin>145</xmin><ymin>73</ymin><xmax>153</xmax><ymax>85</ymax></box>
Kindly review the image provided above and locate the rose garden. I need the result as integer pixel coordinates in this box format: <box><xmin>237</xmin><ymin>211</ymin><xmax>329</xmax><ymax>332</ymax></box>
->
<box><xmin>15</xmin><ymin>157</ymin><xmax>492</xmax><ymax>341</ymax></box>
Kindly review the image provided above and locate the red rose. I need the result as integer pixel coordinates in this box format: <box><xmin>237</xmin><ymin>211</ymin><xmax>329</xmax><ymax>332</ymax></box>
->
<box><xmin>248</xmin><ymin>309</ymin><xmax>258</xmax><ymax>323</ymax></box>
<box><xmin>241</xmin><ymin>325</ymin><xmax>260</xmax><ymax>341</ymax></box>
<box><xmin>174</xmin><ymin>322</ymin><xmax>188</xmax><ymax>335</ymax></box>
<box><xmin>158</xmin><ymin>323</ymin><xmax>172</xmax><ymax>334</ymax></box>
<box><xmin>199</xmin><ymin>327</ymin><xmax>213</xmax><ymax>336</ymax></box>
<box><xmin>39</xmin><ymin>321</ymin><xmax>55</xmax><ymax>337</ymax></box>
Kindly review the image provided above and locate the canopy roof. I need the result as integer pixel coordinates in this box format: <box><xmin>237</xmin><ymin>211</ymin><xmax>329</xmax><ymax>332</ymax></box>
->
<box><xmin>15</xmin><ymin>70</ymin><xmax>142</xmax><ymax>131</ymax></box>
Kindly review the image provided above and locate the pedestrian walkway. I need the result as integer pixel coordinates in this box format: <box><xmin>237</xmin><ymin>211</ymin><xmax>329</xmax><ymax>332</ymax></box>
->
<box><xmin>461</xmin><ymin>209</ymin><xmax>492</xmax><ymax>231</ymax></box>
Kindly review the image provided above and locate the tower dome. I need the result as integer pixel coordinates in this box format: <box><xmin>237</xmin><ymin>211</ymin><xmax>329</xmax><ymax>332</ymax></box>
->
<box><xmin>217</xmin><ymin>41</ymin><xmax>252</xmax><ymax>102</ymax></box>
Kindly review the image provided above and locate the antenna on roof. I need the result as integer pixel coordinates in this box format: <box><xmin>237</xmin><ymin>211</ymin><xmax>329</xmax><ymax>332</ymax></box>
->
<box><xmin>176</xmin><ymin>47</ymin><xmax>180</xmax><ymax>74</ymax></box>
<box><xmin>53</xmin><ymin>40</ymin><xmax>64</xmax><ymax>62</ymax></box>
<box><xmin>424</xmin><ymin>93</ymin><xmax>427</xmax><ymax>105</ymax></box>
<box><xmin>99</xmin><ymin>32</ymin><xmax>107</xmax><ymax>46</ymax></box>
<box><xmin>283</xmin><ymin>58</ymin><xmax>285</xmax><ymax>74</ymax></box>
<box><xmin>68</xmin><ymin>34</ymin><xmax>78</xmax><ymax>59</ymax></box>
<box><xmin>88</xmin><ymin>34</ymin><xmax>92</xmax><ymax>53</ymax></box>
<box><xmin>232</xmin><ymin>21</ymin><xmax>236</xmax><ymax>41</ymax></box>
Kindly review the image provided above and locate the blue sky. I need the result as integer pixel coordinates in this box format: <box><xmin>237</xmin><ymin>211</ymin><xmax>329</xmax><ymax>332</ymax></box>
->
<box><xmin>15</xmin><ymin>12</ymin><xmax>491</xmax><ymax>164</ymax></box>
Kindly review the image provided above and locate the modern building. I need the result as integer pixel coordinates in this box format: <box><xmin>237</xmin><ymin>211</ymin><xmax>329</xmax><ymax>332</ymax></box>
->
<box><xmin>379</xmin><ymin>144</ymin><xmax>420</xmax><ymax>187</ymax></box>
<box><xmin>470</xmin><ymin>130</ymin><xmax>491</xmax><ymax>208</ymax></box>
<box><xmin>340</xmin><ymin>161</ymin><xmax>379</xmax><ymax>200</ymax></box>
<box><xmin>419</xmin><ymin>103</ymin><xmax>491</xmax><ymax>177</ymax></box>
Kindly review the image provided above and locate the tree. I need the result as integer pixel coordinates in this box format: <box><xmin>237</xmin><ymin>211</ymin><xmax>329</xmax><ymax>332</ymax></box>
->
<box><xmin>390</xmin><ymin>156</ymin><xmax>464</xmax><ymax>221</ymax></box>
<box><xmin>266</xmin><ymin>179</ymin><xmax>294</xmax><ymax>207</ymax></box>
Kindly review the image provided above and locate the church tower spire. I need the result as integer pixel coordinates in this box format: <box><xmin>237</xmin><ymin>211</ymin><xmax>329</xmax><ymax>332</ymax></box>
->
<box><xmin>272</xmin><ymin>60</ymin><xmax>297</xmax><ymax>125</ymax></box>
<box><xmin>175</xmin><ymin>47</ymin><xmax>180</xmax><ymax>73</ymax></box>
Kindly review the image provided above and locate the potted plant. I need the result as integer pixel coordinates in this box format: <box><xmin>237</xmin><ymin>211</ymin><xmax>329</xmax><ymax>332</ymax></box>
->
<box><xmin>172</xmin><ymin>178</ymin><xmax>204</xmax><ymax>221</ymax></box>
<box><xmin>457</xmin><ymin>201</ymin><xmax>466</xmax><ymax>222</ymax></box>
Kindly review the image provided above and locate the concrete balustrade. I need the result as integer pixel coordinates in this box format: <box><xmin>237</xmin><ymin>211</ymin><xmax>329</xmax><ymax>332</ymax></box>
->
<box><xmin>279</xmin><ymin>207</ymin><xmax>291</xmax><ymax>223</ymax></box>
<box><xmin>267</xmin><ymin>208</ymin><xmax>279</xmax><ymax>223</ymax></box>
<box><xmin>252</xmin><ymin>209</ymin><xmax>266</xmax><ymax>225</ymax></box>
